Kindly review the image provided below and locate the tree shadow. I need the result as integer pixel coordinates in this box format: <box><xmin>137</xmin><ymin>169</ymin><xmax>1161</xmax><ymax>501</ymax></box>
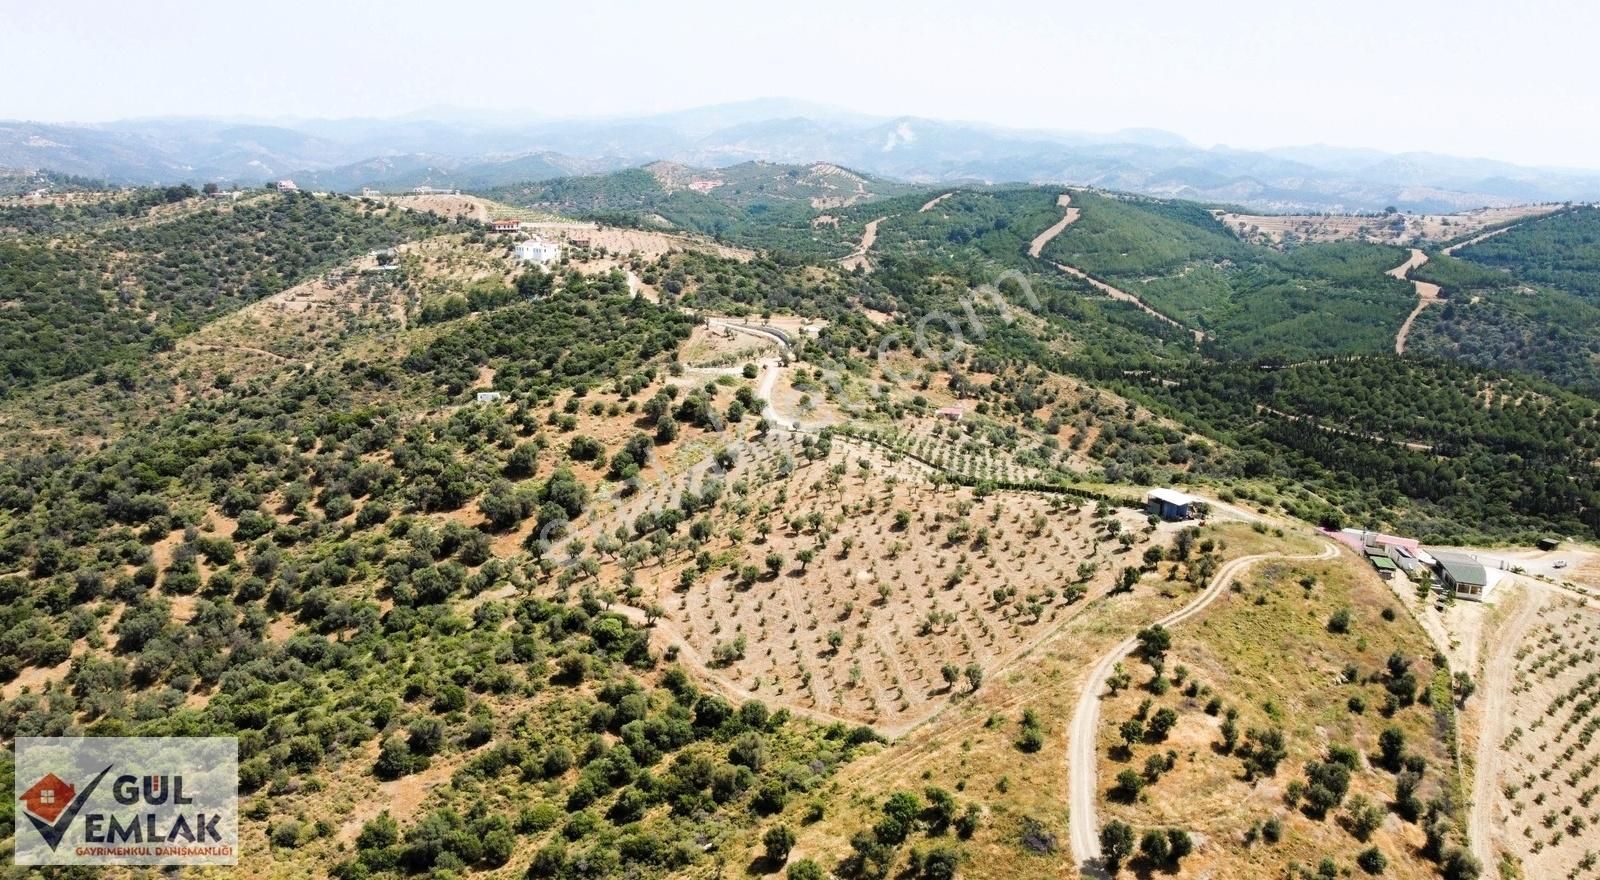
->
<box><xmin>743</xmin><ymin>855</ymin><xmax>784</xmax><ymax>876</ymax></box>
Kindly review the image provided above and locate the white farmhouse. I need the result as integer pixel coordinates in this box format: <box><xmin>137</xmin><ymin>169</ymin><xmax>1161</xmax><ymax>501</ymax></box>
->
<box><xmin>515</xmin><ymin>238</ymin><xmax>562</xmax><ymax>265</ymax></box>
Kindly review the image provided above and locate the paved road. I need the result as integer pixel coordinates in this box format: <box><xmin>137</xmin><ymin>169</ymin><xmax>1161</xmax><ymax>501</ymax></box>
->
<box><xmin>1065</xmin><ymin>540</ymin><xmax>1338</xmax><ymax>876</ymax></box>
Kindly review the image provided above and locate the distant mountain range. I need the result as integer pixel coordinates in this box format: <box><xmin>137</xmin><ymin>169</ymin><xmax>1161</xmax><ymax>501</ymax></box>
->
<box><xmin>5</xmin><ymin>98</ymin><xmax>1600</xmax><ymax>212</ymax></box>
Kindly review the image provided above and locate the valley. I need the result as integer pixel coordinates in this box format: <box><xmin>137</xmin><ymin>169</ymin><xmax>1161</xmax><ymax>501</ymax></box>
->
<box><xmin>10</xmin><ymin>4</ymin><xmax>1600</xmax><ymax>878</ymax></box>
<box><xmin>2</xmin><ymin>162</ymin><xmax>1599</xmax><ymax>880</ymax></box>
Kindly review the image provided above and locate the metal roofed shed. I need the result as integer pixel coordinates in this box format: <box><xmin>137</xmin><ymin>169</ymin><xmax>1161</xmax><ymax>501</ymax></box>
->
<box><xmin>1146</xmin><ymin>488</ymin><xmax>1199</xmax><ymax>520</ymax></box>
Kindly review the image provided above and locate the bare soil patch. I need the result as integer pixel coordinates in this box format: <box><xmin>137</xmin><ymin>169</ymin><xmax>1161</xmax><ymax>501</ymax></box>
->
<box><xmin>1217</xmin><ymin>205</ymin><xmax>1561</xmax><ymax>248</ymax></box>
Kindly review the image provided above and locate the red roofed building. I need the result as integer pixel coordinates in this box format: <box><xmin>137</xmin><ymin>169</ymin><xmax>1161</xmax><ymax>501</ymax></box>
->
<box><xmin>491</xmin><ymin>219</ymin><xmax>522</xmax><ymax>233</ymax></box>
<box><xmin>19</xmin><ymin>773</ymin><xmax>76</xmax><ymax>823</ymax></box>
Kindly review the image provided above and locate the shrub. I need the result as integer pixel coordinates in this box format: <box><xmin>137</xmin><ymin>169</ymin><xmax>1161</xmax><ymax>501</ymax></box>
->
<box><xmin>1147</xmin><ymin>707</ymin><xmax>1178</xmax><ymax>741</ymax></box>
<box><xmin>763</xmin><ymin>825</ymin><xmax>796</xmax><ymax>864</ymax></box>
<box><xmin>1344</xmin><ymin>794</ymin><xmax>1384</xmax><ymax>840</ymax></box>
<box><xmin>1166</xmin><ymin>828</ymin><xmax>1193</xmax><ymax>861</ymax></box>
<box><xmin>954</xmin><ymin>803</ymin><xmax>981</xmax><ymax>839</ymax></box>
<box><xmin>1378</xmin><ymin>726</ymin><xmax>1406</xmax><ymax>771</ymax></box>
<box><xmin>270</xmin><ymin>819</ymin><xmax>303</xmax><ymax>848</ymax></box>
<box><xmin>1113</xmin><ymin>768</ymin><xmax>1144</xmax><ymax>802</ymax></box>
<box><xmin>1139</xmin><ymin>828</ymin><xmax>1170</xmax><ymax>864</ymax></box>
<box><xmin>1441</xmin><ymin>848</ymin><xmax>1482</xmax><ymax>880</ymax></box>
<box><xmin>1303</xmin><ymin>760</ymin><xmax>1352</xmax><ymax>817</ymax></box>
<box><xmin>1358</xmin><ymin>846</ymin><xmax>1388</xmax><ymax>874</ymax></box>
<box><xmin>1099</xmin><ymin>820</ymin><xmax>1135</xmax><ymax>869</ymax></box>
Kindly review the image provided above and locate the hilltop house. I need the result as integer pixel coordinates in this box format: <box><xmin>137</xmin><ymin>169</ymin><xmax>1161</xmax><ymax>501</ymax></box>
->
<box><xmin>492</xmin><ymin>218</ymin><xmax>522</xmax><ymax>233</ymax></box>
<box><xmin>1146</xmin><ymin>488</ymin><xmax>1198</xmax><ymax>521</ymax></box>
<box><xmin>515</xmin><ymin>238</ymin><xmax>562</xmax><ymax>265</ymax></box>
<box><xmin>275</xmin><ymin>179</ymin><xmax>299</xmax><ymax>192</ymax></box>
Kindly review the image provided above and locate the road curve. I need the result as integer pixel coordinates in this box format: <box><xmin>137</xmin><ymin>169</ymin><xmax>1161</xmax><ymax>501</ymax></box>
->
<box><xmin>1027</xmin><ymin>194</ymin><xmax>1205</xmax><ymax>345</ymax></box>
<box><xmin>1066</xmin><ymin>540</ymin><xmax>1338</xmax><ymax>876</ymax></box>
<box><xmin>840</xmin><ymin>216</ymin><xmax>888</xmax><ymax>271</ymax></box>
<box><xmin>702</xmin><ymin>318</ymin><xmax>832</xmax><ymax>433</ymax></box>
<box><xmin>1028</xmin><ymin>193</ymin><xmax>1080</xmax><ymax>258</ymax></box>
<box><xmin>1388</xmin><ymin>248</ymin><xmax>1442</xmax><ymax>356</ymax></box>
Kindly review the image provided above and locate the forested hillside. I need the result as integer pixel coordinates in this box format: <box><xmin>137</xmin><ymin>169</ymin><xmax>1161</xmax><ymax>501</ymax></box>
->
<box><xmin>1411</xmin><ymin>207</ymin><xmax>1600</xmax><ymax>393</ymax></box>
<box><xmin>483</xmin><ymin>162</ymin><xmax>915</xmax><ymax>259</ymax></box>
<box><xmin>1042</xmin><ymin>191</ymin><xmax>1415</xmax><ymax>360</ymax></box>
<box><xmin>1099</xmin><ymin>357</ymin><xmax>1600</xmax><ymax>542</ymax></box>
<box><xmin>0</xmin><ymin>191</ymin><xmax>450</xmax><ymax>393</ymax></box>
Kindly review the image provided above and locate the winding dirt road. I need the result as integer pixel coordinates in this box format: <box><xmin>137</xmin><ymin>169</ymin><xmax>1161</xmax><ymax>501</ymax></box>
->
<box><xmin>1028</xmin><ymin>193</ymin><xmax>1081</xmax><ymax>258</ymax></box>
<box><xmin>1389</xmin><ymin>248</ymin><xmax>1443</xmax><ymax>356</ymax></box>
<box><xmin>703</xmin><ymin>319</ymin><xmax>831</xmax><ymax>433</ymax></box>
<box><xmin>1066</xmin><ymin>540</ymin><xmax>1338</xmax><ymax>877</ymax></box>
<box><xmin>840</xmin><ymin>216</ymin><xmax>888</xmax><ymax>271</ymax></box>
<box><xmin>1027</xmin><ymin>193</ymin><xmax>1204</xmax><ymax>345</ymax></box>
<box><xmin>918</xmin><ymin>192</ymin><xmax>954</xmax><ymax>213</ymax></box>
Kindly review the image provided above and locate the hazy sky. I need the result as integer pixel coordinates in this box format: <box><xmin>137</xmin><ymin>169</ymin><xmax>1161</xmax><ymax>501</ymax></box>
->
<box><xmin>5</xmin><ymin>0</ymin><xmax>1599</xmax><ymax>168</ymax></box>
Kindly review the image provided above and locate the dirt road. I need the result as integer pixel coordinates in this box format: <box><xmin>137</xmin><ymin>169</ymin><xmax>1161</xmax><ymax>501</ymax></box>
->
<box><xmin>702</xmin><ymin>320</ymin><xmax>832</xmax><ymax>433</ymax></box>
<box><xmin>1468</xmin><ymin>583</ymin><xmax>1544</xmax><ymax>868</ymax></box>
<box><xmin>1028</xmin><ymin>194</ymin><xmax>1080</xmax><ymax>258</ymax></box>
<box><xmin>1442</xmin><ymin>223</ymin><xmax>1521</xmax><ymax>256</ymax></box>
<box><xmin>839</xmin><ymin>216</ymin><xmax>888</xmax><ymax>271</ymax></box>
<box><xmin>1388</xmin><ymin>248</ymin><xmax>1443</xmax><ymax>355</ymax></box>
<box><xmin>1052</xmin><ymin>262</ymin><xmax>1205</xmax><ymax>344</ymax></box>
<box><xmin>918</xmin><ymin>192</ymin><xmax>954</xmax><ymax>213</ymax></box>
<box><xmin>1066</xmin><ymin>541</ymin><xmax>1338</xmax><ymax>876</ymax></box>
<box><xmin>1027</xmin><ymin>194</ymin><xmax>1204</xmax><ymax>345</ymax></box>
<box><xmin>182</xmin><ymin>342</ymin><xmax>296</xmax><ymax>363</ymax></box>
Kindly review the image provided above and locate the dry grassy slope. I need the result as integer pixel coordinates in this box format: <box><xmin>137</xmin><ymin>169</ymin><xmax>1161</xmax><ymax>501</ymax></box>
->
<box><xmin>0</xmin><ymin>232</ymin><xmax>502</xmax><ymax>454</ymax></box>
<box><xmin>1215</xmin><ymin>204</ymin><xmax>1561</xmax><ymax>248</ymax></box>
<box><xmin>1095</xmin><ymin>551</ymin><xmax>1456</xmax><ymax>878</ymax></box>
